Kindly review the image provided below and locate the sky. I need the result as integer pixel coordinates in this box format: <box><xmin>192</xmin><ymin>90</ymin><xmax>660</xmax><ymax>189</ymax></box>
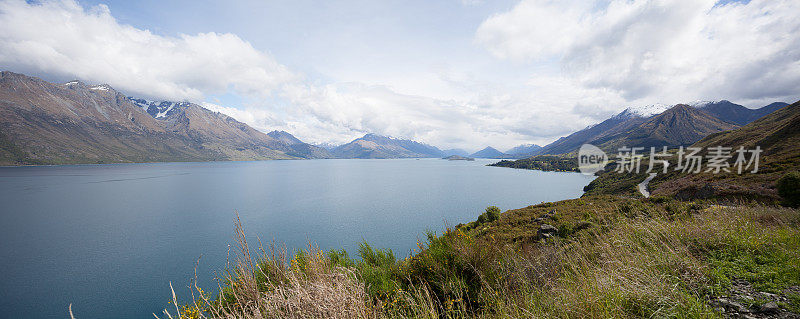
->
<box><xmin>0</xmin><ymin>0</ymin><xmax>798</xmax><ymax>151</ymax></box>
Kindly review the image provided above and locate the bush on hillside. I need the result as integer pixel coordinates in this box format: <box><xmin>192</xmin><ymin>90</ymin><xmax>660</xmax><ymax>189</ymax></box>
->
<box><xmin>484</xmin><ymin>206</ymin><xmax>501</xmax><ymax>222</ymax></box>
<box><xmin>777</xmin><ymin>171</ymin><xmax>800</xmax><ymax>208</ymax></box>
<box><xmin>475</xmin><ymin>206</ymin><xmax>501</xmax><ymax>226</ymax></box>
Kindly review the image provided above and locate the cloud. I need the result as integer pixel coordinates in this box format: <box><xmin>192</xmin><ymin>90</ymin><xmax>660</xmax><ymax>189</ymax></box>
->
<box><xmin>4</xmin><ymin>0</ymin><xmax>795</xmax><ymax>151</ymax></box>
<box><xmin>0</xmin><ymin>0</ymin><xmax>607</xmax><ymax>150</ymax></box>
<box><xmin>476</xmin><ymin>0</ymin><xmax>800</xmax><ymax>105</ymax></box>
<box><xmin>3</xmin><ymin>0</ymin><xmax>588</xmax><ymax>150</ymax></box>
<box><xmin>0</xmin><ymin>0</ymin><xmax>297</xmax><ymax>101</ymax></box>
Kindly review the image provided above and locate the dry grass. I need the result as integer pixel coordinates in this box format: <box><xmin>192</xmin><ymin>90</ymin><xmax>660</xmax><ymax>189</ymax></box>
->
<box><xmin>157</xmin><ymin>200</ymin><xmax>799</xmax><ymax>319</ymax></box>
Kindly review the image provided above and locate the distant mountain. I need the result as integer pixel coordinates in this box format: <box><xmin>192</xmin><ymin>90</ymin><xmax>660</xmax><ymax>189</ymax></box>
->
<box><xmin>694</xmin><ymin>100</ymin><xmax>789</xmax><ymax>125</ymax></box>
<box><xmin>312</xmin><ymin>142</ymin><xmax>341</xmax><ymax>151</ymax></box>
<box><xmin>442</xmin><ymin>148</ymin><xmax>470</xmax><ymax>157</ymax></box>
<box><xmin>267</xmin><ymin>130</ymin><xmax>332</xmax><ymax>159</ymax></box>
<box><xmin>267</xmin><ymin>130</ymin><xmax>304</xmax><ymax>145</ymax></box>
<box><xmin>615</xmin><ymin>103</ymin><xmax>672</xmax><ymax>118</ymax></box>
<box><xmin>693</xmin><ymin>101</ymin><xmax>799</xmax><ymax>160</ymax></box>
<box><xmin>536</xmin><ymin>112</ymin><xmax>649</xmax><ymax>155</ymax></box>
<box><xmin>505</xmin><ymin>144</ymin><xmax>542</xmax><ymax>156</ymax></box>
<box><xmin>127</xmin><ymin>98</ymin><xmax>331</xmax><ymax>160</ymax></box>
<box><xmin>537</xmin><ymin>100</ymin><xmax>786</xmax><ymax>155</ymax></box>
<box><xmin>0</xmin><ymin>71</ymin><xmax>326</xmax><ymax>165</ymax></box>
<box><xmin>753</xmin><ymin>102</ymin><xmax>791</xmax><ymax>119</ymax></box>
<box><xmin>470</xmin><ymin>147</ymin><xmax>505</xmax><ymax>158</ymax></box>
<box><xmin>331</xmin><ymin>133</ymin><xmax>444</xmax><ymax>159</ymax></box>
<box><xmin>592</xmin><ymin>104</ymin><xmax>738</xmax><ymax>150</ymax></box>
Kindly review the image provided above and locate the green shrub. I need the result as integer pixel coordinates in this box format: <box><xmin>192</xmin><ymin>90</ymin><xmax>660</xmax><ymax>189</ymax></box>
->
<box><xmin>777</xmin><ymin>172</ymin><xmax>800</xmax><ymax>208</ymax></box>
<box><xmin>484</xmin><ymin>206</ymin><xmax>501</xmax><ymax>222</ymax></box>
<box><xmin>327</xmin><ymin>248</ymin><xmax>355</xmax><ymax>268</ymax></box>
<box><xmin>357</xmin><ymin>242</ymin><xmax>400</xmax><ymax>299</ymax></box>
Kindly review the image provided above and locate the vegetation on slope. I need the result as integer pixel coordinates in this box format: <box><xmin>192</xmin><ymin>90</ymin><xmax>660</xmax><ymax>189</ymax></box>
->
<box><xmin>490</xmin><ymin>155</ymin><xmax>579</xmax><ymax>172</ymax></box>
<box><xmin>584</xmin><ymin>100</ymin><xmax>800</xmax><ymax>203</ymax></box>
<box><xmin>156</xmin><ymin>101</ymin><xmax>800</xmax><ymax>318</ymax></box>
<box><xmin>163</xmin><ymin>197</ymin><xmax>800</xmax><ymax>318</ymax></box>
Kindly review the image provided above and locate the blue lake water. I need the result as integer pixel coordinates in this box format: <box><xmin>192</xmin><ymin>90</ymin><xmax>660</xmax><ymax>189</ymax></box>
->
<box><xmin>0</xmin><ymin>159</ymin><xmax>593</xmax><ymax>318</ymax></box>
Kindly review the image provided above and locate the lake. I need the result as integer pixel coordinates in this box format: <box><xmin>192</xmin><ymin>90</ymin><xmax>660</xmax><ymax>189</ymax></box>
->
<box><xmin>0</xmin><ymin>159</ymin><xmax>592</xmax><ymax>318</ymax></box>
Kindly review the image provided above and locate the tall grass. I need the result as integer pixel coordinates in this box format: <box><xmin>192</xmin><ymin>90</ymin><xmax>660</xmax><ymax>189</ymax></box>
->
<box><xmin>159</xmin><ymin>201</ymin><xmax>799</xmax><ymax>318</ymax></box>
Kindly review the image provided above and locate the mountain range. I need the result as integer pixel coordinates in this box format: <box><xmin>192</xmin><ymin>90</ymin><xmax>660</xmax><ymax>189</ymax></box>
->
<box><xmin>583</xmin><ymin>99</ymin><xmax>799</xmax><ymax>202</ymax></box>
<box><xmin>0</xmin><ymin>71</ymin><xmax>468</xmax><ymax>162</ymax></box>
<box><xmin>533</xmin><ymin>100</ymin><xmax>787</xmax><ymax>156</ymax></box>
<box><xmin>505</xmin><ymin>144</ymin><xmax>543</xmax><ymax>156</ymax></box>
<box><xmin>462</xmin><ymin>144</ymin><xmax>544</xmax><ymax>159</ymax></box>
<box><xmin>0</xmin><ymin>71</ymin><xmax>329</xmax><ymax>165</ymax></box>
<box><xmin>331</xmin><ymin>133</ymin><xmax>444</xmax><ymax>159</ymax></box>
<box><xmin>693</xmin><ymin>100</ymin><xmax>788</xmax><ymax>126</ymax></box>
<box><xmin>0</xmin><ymin>70</ymin><xmax>789</xmax><ymax>165</ymax></box>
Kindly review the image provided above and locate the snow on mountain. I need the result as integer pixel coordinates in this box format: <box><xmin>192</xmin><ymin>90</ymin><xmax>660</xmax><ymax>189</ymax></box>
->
<box><xmin>614</xmin><ymin>101</ymin><xmax>727</xmax><ymax>120</ymax></box>
<box><xmin>89</xmin><ymin>84</ymin><xmax>111</xmax><ymax>91</ymax></box>
<box><xmin>128</xmin><ymin>98</ymin><xmax>189</xmax><ymax>119</ymax></box>
<box><xmin>615</xmin><ymin>103</ymin><xmax>671</xmax><ymax>119</ymax></box>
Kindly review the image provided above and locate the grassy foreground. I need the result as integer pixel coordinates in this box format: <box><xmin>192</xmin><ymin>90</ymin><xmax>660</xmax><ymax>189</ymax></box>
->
<box><xmin>160</xmin><ymin>196</ymin><xmax>800</xmax><ymax>318</ymax></box>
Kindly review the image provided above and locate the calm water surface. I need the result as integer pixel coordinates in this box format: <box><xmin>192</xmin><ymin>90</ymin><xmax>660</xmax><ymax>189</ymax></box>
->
<box><xmin>0</xmin><ymin>159</ymin><xmax>592</xmax><ymax>318</ymax></box>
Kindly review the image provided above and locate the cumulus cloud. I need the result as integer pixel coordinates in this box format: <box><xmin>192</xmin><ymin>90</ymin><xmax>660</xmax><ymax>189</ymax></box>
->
<box><xmin>2</xmin><ymin>0</ymin><xmax>796</xmax><ymax>151</ymax></box>
<box><xmin>0</xmin><ymin>0</ymin><xmax>296</xmax><ymax>101</ymax></box>
<box><xmin>476</xmin><ymin>0</ymin><xmax>800</xmax><ymax>105</ymax></box>
<box><xmin>0</xmin><ymin>0</ymin><xmax>604</xmax><ymax>150</ymax></box>
<box><xmin>0</xmin><ymin>0</ymin><xmax>576</xmax><ymax>150</ymax></box>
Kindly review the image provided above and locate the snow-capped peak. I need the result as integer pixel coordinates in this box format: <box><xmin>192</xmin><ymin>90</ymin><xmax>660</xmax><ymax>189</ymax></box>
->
<box><xmin>615</xmin><ymin>103</ymin><xmax>671</xmax><ymax>119</ymax></box>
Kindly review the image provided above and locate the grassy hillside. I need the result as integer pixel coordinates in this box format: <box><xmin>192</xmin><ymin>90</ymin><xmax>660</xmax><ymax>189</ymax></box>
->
<box><xmin>153</xmin><ymin>102</ymin><xmax>800</xmax><ymax>318</ymax></box>
<box><xmin>163</xmin><ymin>196</ymin><xmax>800</xmax><ymax>318</ymax></box>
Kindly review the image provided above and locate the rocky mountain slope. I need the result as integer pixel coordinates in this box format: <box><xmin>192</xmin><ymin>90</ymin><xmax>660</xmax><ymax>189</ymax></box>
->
<box><xmin>0</xmin><ymin>71</ymin><xmax>327</xmax><ymax>165</ymax></box>
<box><xmin>331</xmin><ymin>133</ymin><xmax>444</xmax><ymax>159</ymax></box>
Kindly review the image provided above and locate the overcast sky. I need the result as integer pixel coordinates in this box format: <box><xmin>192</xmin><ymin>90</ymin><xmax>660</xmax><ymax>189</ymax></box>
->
<box><xmin>1</xmin><ymin>0</ymin><xmax>798</xmax><ymax>151</ymax></box>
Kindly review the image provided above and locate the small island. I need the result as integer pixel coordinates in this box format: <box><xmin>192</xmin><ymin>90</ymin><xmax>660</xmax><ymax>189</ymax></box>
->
<box><xmin>443</xmin><ymin>155</ymin><xmax>475</xmax><ymax>161</ymax></box>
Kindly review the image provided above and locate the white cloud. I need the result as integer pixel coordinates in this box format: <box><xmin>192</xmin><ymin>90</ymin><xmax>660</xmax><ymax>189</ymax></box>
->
<box><xmin>476</xmin><ymin>0</ymin><xmax>800</xmax><ymax>105</ymax></box>
<box><xmin>0</xmin><ymin>0</ymin><xmax>297</xmax><ymax>101</ymax></box>
<box><xmin>4</xmin><ymin>0</ymin><xmax>584</xmax><ymax>150</ymax></box>
<box><xmin>3</xmin><ymin>0</ymin><xmax>796</xmax><ymax>151</ymax></box>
